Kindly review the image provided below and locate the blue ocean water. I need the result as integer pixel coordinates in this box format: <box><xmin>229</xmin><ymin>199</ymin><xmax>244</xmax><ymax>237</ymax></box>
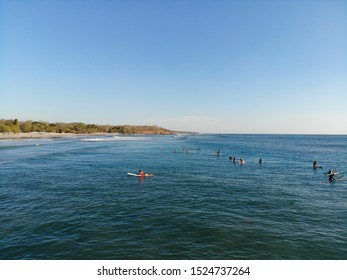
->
<box><xmin>0</xmin><ymin>134</ymin><xmax>346</xmax><ymax>260</ymax></box>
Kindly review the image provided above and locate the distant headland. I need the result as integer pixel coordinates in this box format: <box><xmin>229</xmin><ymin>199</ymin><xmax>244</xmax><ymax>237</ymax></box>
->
<box><xmin>0</xmin><ymin>119</ymin><xmax>177</xmax><ymax>139</ymax></box>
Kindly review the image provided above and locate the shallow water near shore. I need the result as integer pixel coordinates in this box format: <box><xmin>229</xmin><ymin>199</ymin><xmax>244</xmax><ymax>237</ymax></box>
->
<box><xmin>0</xmin><ymin>134</ymin><xmax>346</xmax><ymax>259</ymax></box>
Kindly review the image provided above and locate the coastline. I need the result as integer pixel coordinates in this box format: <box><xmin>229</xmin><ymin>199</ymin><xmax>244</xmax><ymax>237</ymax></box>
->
<box><xmin>0</xmin><ymin>132</ymin><xmax>112</xmax><ymax>140</ymax></box>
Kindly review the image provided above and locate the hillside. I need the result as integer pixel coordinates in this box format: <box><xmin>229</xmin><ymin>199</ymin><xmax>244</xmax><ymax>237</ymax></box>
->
<box><xmin>0</xmin><ymin>119</ymin><xmax>174</xmax><ymax>135</ymax></box>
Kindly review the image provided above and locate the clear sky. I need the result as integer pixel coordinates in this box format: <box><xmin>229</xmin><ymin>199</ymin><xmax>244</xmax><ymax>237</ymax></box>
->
<box><xmin>1</xmin><ymin>0</ymin><xmax>346</xmax><ymax>134</ymax></box>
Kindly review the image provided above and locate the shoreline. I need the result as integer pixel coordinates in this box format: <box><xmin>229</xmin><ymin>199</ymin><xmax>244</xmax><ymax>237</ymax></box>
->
<box><xmin>0</xmin><ymin>132</ymin><xmax>113</xmax><ymax>140</ymax></box>
<box><xmin>0</xmin><ymin>131</ymin><xmax>194</xmax><ymax>140</ymax></box>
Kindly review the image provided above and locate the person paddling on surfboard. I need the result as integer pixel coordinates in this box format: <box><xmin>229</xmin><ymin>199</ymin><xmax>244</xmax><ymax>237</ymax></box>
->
<box><xmin>127</xmin><ymin>171</ymin><xmax>154</xmax><ymax>177</ymax></box>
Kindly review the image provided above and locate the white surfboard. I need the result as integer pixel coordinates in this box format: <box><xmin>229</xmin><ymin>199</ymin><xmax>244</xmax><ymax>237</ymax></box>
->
<box><xmin>127</xmin><ymin>172</ymin><xmax>154</xmax><ymax>177</ymax></box>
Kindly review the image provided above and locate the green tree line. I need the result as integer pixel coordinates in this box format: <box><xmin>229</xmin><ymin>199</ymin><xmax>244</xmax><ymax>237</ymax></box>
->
<box><xmin>0</xmin><ymin>119</ymin><xmax>173</xmax><ymax>135</ymax></box>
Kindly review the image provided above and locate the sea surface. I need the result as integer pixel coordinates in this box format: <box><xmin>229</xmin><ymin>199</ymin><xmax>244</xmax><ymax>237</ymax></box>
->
<box><xmin>0</xmin><ymin>134</ymin><xmax>346</xmax><ymax>260</ymax></box>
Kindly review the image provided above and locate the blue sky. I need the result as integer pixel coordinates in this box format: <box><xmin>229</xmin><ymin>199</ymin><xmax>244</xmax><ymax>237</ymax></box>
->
<box><xmin>1</xmin><ymin>0</ymin><xmax>346</xmax><ymax>133</ymax></box>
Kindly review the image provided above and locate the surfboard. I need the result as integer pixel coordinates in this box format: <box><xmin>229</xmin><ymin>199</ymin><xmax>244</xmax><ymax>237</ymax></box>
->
<box><xmin>332</xmin><ymin>175</ymin><xmax>344</xmax><ymax>181</ymax></box>
<box><xmin>127</xmin><ymin>172</ymin><xmax>154</xmax><ymax>177</ymax></box>
<box><xmin>127</xmin><ymin>172</ymin><xmax>141</xmax><ymax>176</ymax></box>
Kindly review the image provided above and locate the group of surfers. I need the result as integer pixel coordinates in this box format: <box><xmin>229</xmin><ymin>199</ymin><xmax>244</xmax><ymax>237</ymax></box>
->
<box><xmin>135</xmin><ymin>155</ymin><xmax>342</xmax><ymax>182</ymax></box>
<box><xmin>218</xmin><ymin>149</ymin><xmax>255</xmax><ymax>165</ymax></box>
<box><xmin>228</xmin><ymin>156</ymin><xmax>248</xmax><ymax>165</ymax></box>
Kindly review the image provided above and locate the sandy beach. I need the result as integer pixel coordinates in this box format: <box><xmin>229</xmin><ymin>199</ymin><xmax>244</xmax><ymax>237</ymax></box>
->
<box><xmin>0</xmin><ymin>132</ymin><xmax>111</xmax><ymax>140</ymax></box>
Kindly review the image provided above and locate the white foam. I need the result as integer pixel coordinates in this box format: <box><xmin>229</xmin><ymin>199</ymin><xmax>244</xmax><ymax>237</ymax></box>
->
<box><xmin>80</xmin><ymin>136</ymin><xmax>149</xmax><ymax>142</ymax></box>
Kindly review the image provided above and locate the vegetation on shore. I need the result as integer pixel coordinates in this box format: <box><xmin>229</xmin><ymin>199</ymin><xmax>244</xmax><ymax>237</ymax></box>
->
<box><xmin>0</xmin><ymin>119</ymin><xmax>173</xmax><ymax>135</ymax></box>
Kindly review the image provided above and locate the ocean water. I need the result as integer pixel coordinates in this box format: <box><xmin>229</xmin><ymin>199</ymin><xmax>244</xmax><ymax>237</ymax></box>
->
<box><xmin>0</xmin><ymin>134</ymin><xmax>346</xmax><ymax>260</ymax></box>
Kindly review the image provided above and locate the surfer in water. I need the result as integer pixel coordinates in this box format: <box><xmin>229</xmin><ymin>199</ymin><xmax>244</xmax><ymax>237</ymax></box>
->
<box><xmin>329</xmin><ymin>173</ymin><xmax>336</xmax><ymax>181</ymax></box>
<box><xmin>313</xmin><ymin>160</ymin><xmax>319</xmax><ymax>169</ymax></box>
<box><xmin>326</xmin><ymin>169</ymin><xmax>343</xmax><ymax>181</ymax></box>
<box><xmin>326</xmin><ymin>169</ymin><xmax>338</xmax><ymax>175</ymax></box>
<box><xmin>134</xmin><ymin>170</ymin><xmax>154</xmax><ymax>177</ymax></box>
<box><xmin>259</xmin><ymin>158</ymin><xmax>263</xmax><ymax>164</ymax></box>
